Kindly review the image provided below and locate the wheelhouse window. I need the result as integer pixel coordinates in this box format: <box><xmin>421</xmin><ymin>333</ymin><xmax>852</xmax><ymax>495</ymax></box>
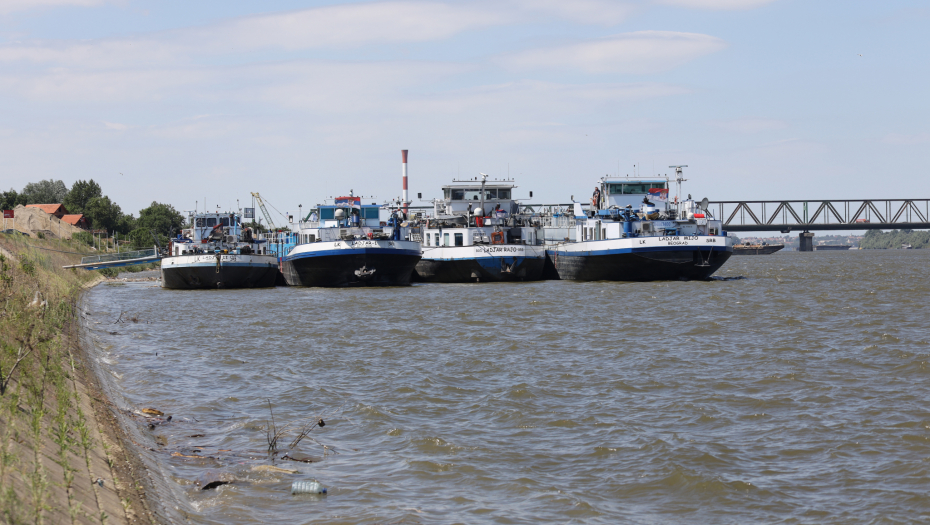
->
<box><xmin>362</xmin><ymin>207</ymin><xmax>379</xmax><ymax>219</ymax></box>
<box><xmin>607</xmin><ymin>182</ymin><xmax>667</xmax><ymax>195</ymax></box>
<box><xmin>497</xmin><ymin>188</ymin><xmax>511</xmax><ymax>199</ymax></box>
<box><xmin>320</xmin><ymin>208</ymin><xmax>335</xmax><ymax>220</ymax></box>
<box><xmin>454</xmin><ymin>233</ymin><xmax>464</xmax><ymax>246</ymax></box>
<box><xmin>206</xmin><ymin>217</ymin><xmax>217</xmax><ymax>227</ymax></box>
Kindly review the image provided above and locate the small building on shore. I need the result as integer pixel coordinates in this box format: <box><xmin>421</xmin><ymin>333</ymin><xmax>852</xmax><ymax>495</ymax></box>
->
<box><xmin>25</xmin><ymin>203</ymin><xmax>69</xmax><ymax>219</ymax></box>
<box><xmin>61</xmin><ymin>214</ymin><xmax>89</xmax><ymax>229</ymax></box>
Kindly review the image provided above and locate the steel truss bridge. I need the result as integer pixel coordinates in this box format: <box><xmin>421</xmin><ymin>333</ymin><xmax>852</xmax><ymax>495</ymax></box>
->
<box><xmin>708</xmin><ymin>199</ymin><xmax>930</xmax><ymax>232</ymax></box>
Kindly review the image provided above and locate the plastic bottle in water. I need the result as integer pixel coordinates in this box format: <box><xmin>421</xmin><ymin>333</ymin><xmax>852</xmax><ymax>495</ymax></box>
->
<box><xmin>291</xmin><ymin>481</ymin><xmax>327</xmax><ymax>495</ymax></box>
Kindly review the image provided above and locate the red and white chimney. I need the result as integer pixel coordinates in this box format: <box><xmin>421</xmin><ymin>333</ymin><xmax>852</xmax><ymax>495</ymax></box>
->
<box><xmin>401</xmin><ymin>149</ymin><xmax>409</xmax><ymax>213</ymax></box>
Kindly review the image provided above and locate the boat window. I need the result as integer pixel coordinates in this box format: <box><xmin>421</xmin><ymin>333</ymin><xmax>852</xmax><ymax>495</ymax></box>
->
<box><xmin>206</xmin><ymin>218</ymin><xmax>216</xmax><ymax>227</ymax></box>
<box><xmin>451</xmin><ymin>189</ymin><xmax>465</xmax><ymax>200</ymax></box>
<box><xmin>362</xmin><ymin>207</ymin><xmax>379</xmax><ymax>219</ymax></box>
<box><xmin>443</xmin><ymin>233</ymin><xmax>449</xmax><ymax>246</ymax></box>
<box><xmin>444</xmin><ymin>188</ymin><xmax>451</xmax><ymax>199</ymax></box>
<box><xmin>220</xmin><ymin>217</ymin><xmax>230</xmax><ymax>227</ymax></box>
<box><xmin>609</xmin><ymin>182</ymin><xmax>667</xmax><ymax>195</ymax></box>
<box><xmin>435</xmin><ymin>234</ymin><xmax>440</xmax><ymax>246</ymax></box>
<box><xmin>320</xmin><ymin>208</ymin><xmax>335</xmax><ymax>220</ymax></box>
<box><xmin>454</xmin><ymin>233</ymin><xmax>464</xmax><ymax>246</ymax></box>
<box><xmin>461</xmin><ymin>188</ymin><xmax>493</xmax><ymax>200</ymax></box>
<box><xmin>498</xmin><ymin>189</ymin><xmax>511</xmax><ymax>199</ymax></box>
<box><xmin>486</xmin><ymin>189</ymin><xmax>498</xmax><ymax>199</ymax></box>
<box><xmin>195</xmin><ymin>218</ymin><xmax>205</xmax><ymax>227</ymax></box>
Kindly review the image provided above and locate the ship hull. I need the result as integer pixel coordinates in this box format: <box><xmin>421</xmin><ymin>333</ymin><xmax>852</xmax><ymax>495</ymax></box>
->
<box><xmin>733</xmin><ymin>245</ymin><xmax>784</xmax><ymax>255</ymax></box>
<box><xmin>282</xmin><ymin>240</ymin><xmax>421</xmax><ymax>287</ymax></box>
<box><xmin>547</xmin><ymin>235</ymin><xmax>732</xmax><ymax>281</ymax></box>
<box><xmin>415</xmin><ymin>245</ymin><xmax>546</xmax><ymax>283</ymax></box>
<box><xmin>161</xmin><ymin>254</ymin><xmax>279</xmax><ymax>289</ymax></box>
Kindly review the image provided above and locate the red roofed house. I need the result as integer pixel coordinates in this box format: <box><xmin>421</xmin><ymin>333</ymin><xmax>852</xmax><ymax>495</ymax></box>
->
<box><xmin>61</xmin><ymin>214</ymin><xmax>89</xmax><ymax>229</ymax></box>
<box><xmin>26</xmin><ymin>203</ymin><xmax>69</xmax><ymax>219</ymax></box>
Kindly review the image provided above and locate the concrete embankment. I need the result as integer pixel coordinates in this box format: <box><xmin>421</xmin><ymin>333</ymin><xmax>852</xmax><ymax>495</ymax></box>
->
<box><xmin>0</xmin><ymin>233</ymin><xmax>170</xmax><ymax>524</ymax></box>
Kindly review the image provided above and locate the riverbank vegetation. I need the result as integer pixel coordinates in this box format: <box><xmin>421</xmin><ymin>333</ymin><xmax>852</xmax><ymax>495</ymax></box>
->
<box><xmin>2</xmin><ymin>178</ymin><xmax>185</xmax><ymax>250</ymax></box>
<box><xmin>0</xmin><ymin>232</ymin><xmax>149</xmax><ymax>523</ymax></box>
<box><xmin>859</xmin><ymin>229</ymin><xmax>930</xmax><ymax>249</ymax></box>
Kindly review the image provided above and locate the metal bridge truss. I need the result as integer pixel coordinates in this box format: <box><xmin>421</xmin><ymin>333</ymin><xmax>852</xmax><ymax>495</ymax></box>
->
<box><xmin>708</xmin><ymin>199</ymin><xmax>930</xmax><ymax>232</ymax></box>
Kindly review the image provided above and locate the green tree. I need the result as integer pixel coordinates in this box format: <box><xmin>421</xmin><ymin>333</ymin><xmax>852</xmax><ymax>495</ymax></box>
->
<box><xmin>137</xmin><ymin>201</ymin><xmax>184</xmax><ymax>237</ymax></box>
<box><xmin>0</xmin><ymin>189</ymin><xmax>26</xmax><ymax>210</ymax></box>
<box><xmin>84</xmin><ymin>196</ymin><xmax>122</xmax><ymax>231</ymax></box>
<box><xmin>128</xmin><ymin>228</ymin><xmax>171</xmax><ymax>250</ymax></box>
<box><xmin>128</xmin><ymin>202</ymin><xmax>184</xmax><ymax>249</ymax></box>
<box><xmin>242</xmin><ymin>221</ymin><xmax>267</xmax><ymax>233</ymax></box>
<box><xmin>21</xmin><ymin>179</ymin><xmax>69</xmax><ymax>204</ymax></box>
<box><xmin>62</xmin><ymin>179</ymin><xmax>102</xmax><ymax>216</ymax></box>
<box><xmin>116</xmin><ymin>213</ymin><xmax>137</xmax><ymax>235</ymax></box>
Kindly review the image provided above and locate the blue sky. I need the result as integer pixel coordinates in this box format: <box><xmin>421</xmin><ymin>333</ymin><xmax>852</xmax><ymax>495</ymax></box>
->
<box><xmin>0</xmin><ymin>0</ymin><xmax>927</xmax><ymax>218</ymax></box>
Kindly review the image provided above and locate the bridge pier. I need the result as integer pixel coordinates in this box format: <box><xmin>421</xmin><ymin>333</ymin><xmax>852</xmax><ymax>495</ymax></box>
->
<box><xmin>799</xmin><ymin>232</ymin><xmax>814</xmax><ymax>252</ymax></box>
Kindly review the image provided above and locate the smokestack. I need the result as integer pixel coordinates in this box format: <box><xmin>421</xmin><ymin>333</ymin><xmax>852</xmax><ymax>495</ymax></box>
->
<box><xmin>401</xmin><ymin>149</ymin><xmax>409</xmax><ymax>213</ymax></box>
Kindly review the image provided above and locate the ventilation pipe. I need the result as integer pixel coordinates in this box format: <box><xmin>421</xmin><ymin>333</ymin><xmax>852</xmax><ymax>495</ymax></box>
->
<box><xmin>401</xmin><ymin>149</ymin><xmax>409</xmax><ymax>214</ymax></box>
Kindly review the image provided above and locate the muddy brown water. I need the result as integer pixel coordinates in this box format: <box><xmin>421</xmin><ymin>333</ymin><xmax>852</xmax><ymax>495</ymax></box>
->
<box><xmin>84</xmin><ymin>251</ymin><xmax>930</xmax><ymax>523</ymax></box>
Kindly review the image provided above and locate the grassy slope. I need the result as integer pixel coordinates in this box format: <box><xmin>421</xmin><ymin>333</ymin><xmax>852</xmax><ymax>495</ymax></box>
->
<box><xmin>0</xmin><ymin>233</ymin><xmax>157</xmax><ymax>524</ymax></box>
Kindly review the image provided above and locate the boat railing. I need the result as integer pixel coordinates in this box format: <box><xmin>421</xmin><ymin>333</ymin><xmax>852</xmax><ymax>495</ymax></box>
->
<box><xmin>80</xmin><ymin>248</ymin><xmax>158</xmax><ymax>265</ymax></box>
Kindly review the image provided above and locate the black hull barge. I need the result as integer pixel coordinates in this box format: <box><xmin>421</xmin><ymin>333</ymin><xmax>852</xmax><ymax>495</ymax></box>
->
<box><xmin>161</xmin><ymin>211</ymin><xmax>278</xmax><ymax>290</ymax></box>
<box><xmin>415</xmin><ymin>247</ymin><xmax>546</xmax><ymax>283</ymax></box>
<box><xmin>282</xmin><ymin>241</ymin><xmax>421</xmax><ymax>287</ymax></box>
<box><xmin>161</xmin><ymin>256</ymin><xmax>279</xmax><ymax>289</ymax></box>
<box><xmin>542</xmin><ymin>170</ymin><xmax>734</xmax><ymax>282</ymax></box>
<box><xmin>548</xmin><ymin>243</ymin><xmax>731</xmax><ymax>281</ymax></box>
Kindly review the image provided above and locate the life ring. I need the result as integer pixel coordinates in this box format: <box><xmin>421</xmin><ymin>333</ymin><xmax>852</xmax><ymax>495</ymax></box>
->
<box><xmin>367</xmin><ymin>232</ymin><xmax>374</xmax><ymax>240</ymax></box>
<box><xmin>491</xmin><ymin>231</ymin><xmax>505</xmax><ymax>244</ymax></box>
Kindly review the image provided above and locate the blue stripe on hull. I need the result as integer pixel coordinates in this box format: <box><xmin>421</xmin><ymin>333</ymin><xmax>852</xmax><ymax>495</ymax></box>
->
<box><xmin>285</xmin><ymin>248</ymin><xmax>421</xmax><ymax>261</ymax></box>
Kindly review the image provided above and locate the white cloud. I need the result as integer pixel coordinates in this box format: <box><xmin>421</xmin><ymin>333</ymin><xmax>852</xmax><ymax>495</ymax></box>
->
<box><xmin>103</xmin><ymin>121</ymin><xmax>127</xmax><ymax>130</ymax></box>
<box><xmin>881</xmin><ymin>133</ymin><xmax>930</xmax><ymax>145</ymax></box>
<box><xmin>421</xmin><ymin>80</ymin><xmax>687</xmax><ymax>111</ymax></box>
<box><xmin>498</xmin><ymin>31</ymin><xmax>727</xmax><ymax>74</ymax></box>
<box><xmin>0</xmin><ymin>1</ymin><xmax>509</xmax><ymax>67</ymax></box>
<box><xmin>195</xmin><ymin>1</ymin><xmax>509</xmax><ymax>52</ymax></box>
<box><xmin>655</xmin><ymin>0</ymin><xmax>778</xmax><ymax>10</ymax></box>
<box><xmin>508</xmin><ymin>0</ymin><xmax>637</xmax><ymax>25</ymax></box>
<box><xmin>0</xmin><ymin>0</ymin><xmax>108</xmax><ymax>15</ymax></box>
<box><xmin>711</xmin><ymin>118</ymin><xmax>787</xmax><ymax>133</ymax></box>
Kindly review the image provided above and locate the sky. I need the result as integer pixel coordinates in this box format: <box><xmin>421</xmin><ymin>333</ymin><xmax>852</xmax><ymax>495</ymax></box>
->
<box><xmin>0</xmin><ymin>0</ymin><xmax>928</xmax><ymax>219</ymax></box>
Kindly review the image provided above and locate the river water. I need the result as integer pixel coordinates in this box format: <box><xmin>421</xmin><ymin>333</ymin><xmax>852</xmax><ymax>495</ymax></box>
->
<box><xmin>83</xmin><ymin>251</ymin><xmax>930</xmax><ymax>524</ymax></box>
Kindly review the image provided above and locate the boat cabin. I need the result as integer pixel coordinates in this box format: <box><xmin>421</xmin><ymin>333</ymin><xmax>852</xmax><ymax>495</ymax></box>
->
<box><xmin>595</xmin><ymin>178</ymin><xmax>670</xmax><ymax>211</ymax></box>
<box><xmin>191</xmin><ymin>212</ymin><xmax>242</xmax><ymax>242</ymax></box>
<box><xmin>304</xmin><ymin>196</ymin><xmax>384</xmax><ymax>229</ymax></box>
<box><xmin>437</xmin><ymin>179</ymin><xmax>520</xmax><ymax>217</ymax></box>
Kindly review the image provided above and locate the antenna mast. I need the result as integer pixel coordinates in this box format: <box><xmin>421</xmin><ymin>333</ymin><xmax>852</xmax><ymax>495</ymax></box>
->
<box><xmin>669</xmin><ymin>165</ymin><xmax>688</xmax><ymax>213</ymax></box>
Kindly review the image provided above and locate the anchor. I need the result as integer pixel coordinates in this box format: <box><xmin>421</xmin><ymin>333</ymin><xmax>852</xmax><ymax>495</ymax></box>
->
<box><xmin>354</xmin><ymin>266</ymin><xmax>376</xmax><ymax>280</ymax></box>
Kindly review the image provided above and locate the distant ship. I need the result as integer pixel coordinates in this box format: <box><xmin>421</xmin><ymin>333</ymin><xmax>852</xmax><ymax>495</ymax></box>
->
<box><xmin>541</xmin><ymin>171</ymin><xmax>733</xmax><ymax>281</ymax></box>
<box><xmin>281</xmin><ymin>194</ymin><xmax>421</xmax><ymax>287</ymax></box>
<box><xmin>161</xmin><ymin>211</ymin><xmax>278</xmax><ymax>289</ymax></box>
<box><xmin>813</xmin><ymin>245</ymin><xmax>851</xmax><ymax>251</ymax></box>
<box><xmin>732</xmin><ymin>243</ymin><xmax>785</xmax><ymax>255</ymax></box>
<box><xmin>415</xmin><ymin>175</ymin><xmax>546</xmax><ymax>283</ymax></box>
